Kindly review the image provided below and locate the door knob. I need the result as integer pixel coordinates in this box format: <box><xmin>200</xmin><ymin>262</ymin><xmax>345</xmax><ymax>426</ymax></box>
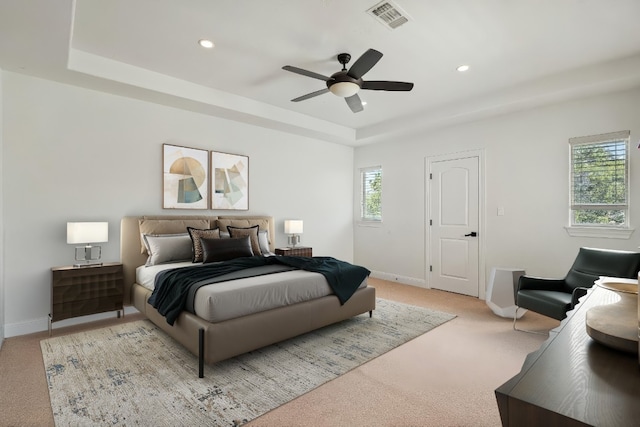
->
<box><xmin>464</xmin><ymin>232</ymin><xmax>478</xmax><ymax>237</ymax></box>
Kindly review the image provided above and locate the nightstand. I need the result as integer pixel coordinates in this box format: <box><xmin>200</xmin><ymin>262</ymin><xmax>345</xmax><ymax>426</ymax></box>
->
<box><xmin>50</xmin><ymin>262</ymin><xmax>124</xmax><ymax>335</ymax></box>
<box><xmin>275</xmin><ymin>247</ymin><xmax>313</xmax><ymax>257</ymax></box>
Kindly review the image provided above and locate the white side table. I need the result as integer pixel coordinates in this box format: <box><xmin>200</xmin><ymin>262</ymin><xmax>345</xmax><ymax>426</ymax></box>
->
<box><xmin>487</xmin><ymin>268</ymin><xmax>526</xmax><ymax>318</ymax></box>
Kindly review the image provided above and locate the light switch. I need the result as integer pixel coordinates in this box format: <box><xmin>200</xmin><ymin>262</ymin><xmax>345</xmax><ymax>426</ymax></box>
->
<box><xmin>497</xmin><ymin>207</ymin><xmax>505</xmax><ymax>216</ymax></box>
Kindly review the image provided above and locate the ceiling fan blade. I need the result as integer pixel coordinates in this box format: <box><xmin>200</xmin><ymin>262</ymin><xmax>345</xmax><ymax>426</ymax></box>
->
<box><xmin>345</xmin><ymin>93</ymin><xmax>364</xmax><ymax>113</ymax></box>
<box><xmin>347</xmin><ymin>49</ymin><xmax>383</xmax><ymax>80</ymax></box>
<box><xmin>282</xmin><ymin>65</ymin><xmax>330</xmax><ymax>81</ymax></box>
<box><xmin>362</xmin><ymin>81</ymin><xmax>414</xmax><ymax>91</ymax></box>
<box><xmin>291</xmin><ymin>88</ymin><xmax>330</xmax><ymax>102</ymax></box>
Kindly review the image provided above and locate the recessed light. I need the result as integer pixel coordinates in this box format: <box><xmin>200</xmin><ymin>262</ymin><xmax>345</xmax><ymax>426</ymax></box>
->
<box><xmin>198</xmin><ymin>39</ymin><xmax>214</xmax><ymax>49</ymax></box>
<box><xmin>456</xmin><ymin>64</ymin><xmax>470</xmax><ymax>72</ymax></box>
<box><xmin>362</xmin><ymin>101</ymin><xmax>368</xmax><ymax>106</ymax></box>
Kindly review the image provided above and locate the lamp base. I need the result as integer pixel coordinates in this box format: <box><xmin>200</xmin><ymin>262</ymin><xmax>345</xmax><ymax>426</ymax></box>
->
<box><xmin>287</xmin><ymin>234</ymin><xmax>300</xmax><ymax>248</ymax></box>
<box><xmin>73</xmin><ymin>261</ymin><xmax>103</xmax><ymax>268</ymax></box>
<box><xmin>74</xmin><ymin>245</ymin><xmax>103</xmax><ymax>267</ymax></box>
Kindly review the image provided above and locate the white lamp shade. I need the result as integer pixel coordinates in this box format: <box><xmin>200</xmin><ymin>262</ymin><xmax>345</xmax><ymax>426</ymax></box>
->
<box><xmin>284</xmin><ymin>220</ymin><xmax>303</xmax><ymax>234</ymax></box>
<box><xmin>329</xmin><ymin>82</ymin><xmax>360</xmax><ymax>97</ymax></box>
<box><xmin>67</xmin><ymin>222</ymin><xmax>109</xmax><ymax>244</ymax></box>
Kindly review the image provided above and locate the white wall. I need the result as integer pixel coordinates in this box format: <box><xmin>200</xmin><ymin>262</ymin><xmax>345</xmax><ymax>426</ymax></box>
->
<box><xmin>1</xmin><ymin>71</ymin><xmax>355</xmax><ymax>336</ymax></box>
<box><xmin>0</xmin><ymin>67</ymin><xmax>4</xmax><ymax>347</ymax></box>
<box><xmin>354</xmin><ymin>88</ymin><xmax>640</xmax><ymax>292</ymax></box>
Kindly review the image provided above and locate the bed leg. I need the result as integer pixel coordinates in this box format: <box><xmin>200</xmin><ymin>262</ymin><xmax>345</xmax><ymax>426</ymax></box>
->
<box><xmin>369</xmin><ymin>310</ymin><xmax>373</xmax><ymax>318</ymax></box>
<box><xmin>198</xmin><ymin>328</ymin><xmax>204</xmax><ymax>379</ymax></box>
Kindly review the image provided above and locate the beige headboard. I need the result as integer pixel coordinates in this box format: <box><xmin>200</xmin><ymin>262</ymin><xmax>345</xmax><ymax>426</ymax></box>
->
<box><xmin>120</xmin><ymin>215</ymin><xmax>275</xmax><ymax>305</ymax></box>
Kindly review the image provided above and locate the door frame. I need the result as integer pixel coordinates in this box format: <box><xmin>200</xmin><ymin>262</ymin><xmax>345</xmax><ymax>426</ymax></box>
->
<box><xmin>425</xmin><ymin>149</ymin><xmax>486</xmax><ymax>300</ymax></box>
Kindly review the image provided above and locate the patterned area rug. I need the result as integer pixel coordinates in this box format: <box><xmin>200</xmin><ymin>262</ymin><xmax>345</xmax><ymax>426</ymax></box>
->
<box><xmin>41</xmin><ymin>298</ymin><xmax>455</xmax><ymax>426</ymax></box>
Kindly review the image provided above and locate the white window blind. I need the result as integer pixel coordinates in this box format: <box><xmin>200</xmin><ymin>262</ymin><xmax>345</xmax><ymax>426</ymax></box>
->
<box><xmin>360</xmin><ymin>166</ymin><xmax>382</xmax><ymax>221</ymax></box>
<box><xmin>569</xmin><ymin>130</ymin><xmax>629</xmax><ymax>227</ymax></box>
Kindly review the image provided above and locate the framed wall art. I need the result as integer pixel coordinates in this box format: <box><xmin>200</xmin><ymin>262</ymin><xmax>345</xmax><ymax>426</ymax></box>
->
<box><xmin>211</xmin><ymin>151</ymin><xmax>249</xmax><ymax>210</ymax></box>
<box><xmin>162</xmin><ymin>144</ymin><xmax>209</xmax><ymax>209</ymax></box>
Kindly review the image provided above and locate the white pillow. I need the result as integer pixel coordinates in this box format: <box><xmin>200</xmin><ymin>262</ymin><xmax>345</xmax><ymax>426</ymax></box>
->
<box><xmin>258</xmin><ymin>230</ymin><xmax>271</xmax><ymax>254</ymax></box>
<box><xmin>143</xmin><ymin>233</ymin><xmax>193</xmax><ymax>266</ymax></box>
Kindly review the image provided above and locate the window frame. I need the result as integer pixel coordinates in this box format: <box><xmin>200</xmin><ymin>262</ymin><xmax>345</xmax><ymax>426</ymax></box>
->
<box><xmin>566</xmin><ymin>130</ymin><xmax>633</xmax><ymax>238</ymax></box>
<box><xmin>359</xmin><ymin>165</ymin><xmax>382</xmax><ymax>223</ymax></box>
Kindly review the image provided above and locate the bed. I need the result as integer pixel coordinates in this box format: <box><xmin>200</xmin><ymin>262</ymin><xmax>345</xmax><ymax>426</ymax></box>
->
<box><xmin>121</xmin><ymin>215</ymin><xmax>376</xmax><ymax>377</ymax></box>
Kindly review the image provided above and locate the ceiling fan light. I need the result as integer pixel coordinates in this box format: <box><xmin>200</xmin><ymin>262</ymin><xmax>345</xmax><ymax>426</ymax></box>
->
<box><xmin>329</xmin><ymin>82</ymin><xmax>360</xmax><ymax>97</ymax></box>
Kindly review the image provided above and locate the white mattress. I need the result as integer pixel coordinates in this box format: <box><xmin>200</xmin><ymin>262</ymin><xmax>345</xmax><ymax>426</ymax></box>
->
<box><xmin>136</xmin><ymin>262</ymin><xmax>367</xmax><ymax>323</ymax></box>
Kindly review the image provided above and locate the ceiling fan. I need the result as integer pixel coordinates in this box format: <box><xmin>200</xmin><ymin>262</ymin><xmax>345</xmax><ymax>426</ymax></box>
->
<box><xmin>282</xmin><ymin>48</ymin><xmax>414</xmax><ymax>113</ymax></box>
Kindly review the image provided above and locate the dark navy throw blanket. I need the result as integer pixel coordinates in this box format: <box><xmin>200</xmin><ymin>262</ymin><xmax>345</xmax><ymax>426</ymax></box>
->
<box><xmin>148</xmin><ymin>256</ymin><xmax>371</xmax><ymax>325</ymax></box>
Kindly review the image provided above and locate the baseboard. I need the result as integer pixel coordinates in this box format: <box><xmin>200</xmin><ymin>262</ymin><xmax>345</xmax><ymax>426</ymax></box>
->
<box><xmin>4</xmin><ymin>306</ymin><xmax>140</xmax><ymax>338</ymax></box>
<box><xmin>369</xmin><ymin>271</ymin><xmax>426</xmax><ymax>288</ymax></box>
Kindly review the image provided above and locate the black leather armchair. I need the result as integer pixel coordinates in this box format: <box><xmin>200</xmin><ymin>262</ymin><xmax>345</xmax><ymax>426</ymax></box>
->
<box><xmin>515</xmin><ymin>247</ymin><xmax>640</xmax><ymax>324</ymax></box>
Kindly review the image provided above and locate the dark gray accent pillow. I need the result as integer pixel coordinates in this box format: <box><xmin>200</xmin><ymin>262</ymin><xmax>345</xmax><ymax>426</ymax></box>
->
<box><xmin>201</xmin><ymin>236</ymin><xmax>254</xmax><ymax>263</ymax></box>
<box><xmin>187</xmin><ymin>227</ymin><xmax>221</xmax><ymax>263</ymax></box>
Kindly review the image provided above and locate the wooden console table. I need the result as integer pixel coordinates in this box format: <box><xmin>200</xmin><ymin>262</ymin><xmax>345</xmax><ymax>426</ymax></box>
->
<box><xmin>495</xmin><ymin>284</ymin><xmax>640</xmax><ymax>426</ymax></box>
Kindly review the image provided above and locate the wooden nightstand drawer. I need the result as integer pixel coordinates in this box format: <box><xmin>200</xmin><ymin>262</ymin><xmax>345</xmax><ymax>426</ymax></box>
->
<box><xmin>275</xmin><ymin>247</ymin><xmax>312</xmax><ymax>257</ymax></box>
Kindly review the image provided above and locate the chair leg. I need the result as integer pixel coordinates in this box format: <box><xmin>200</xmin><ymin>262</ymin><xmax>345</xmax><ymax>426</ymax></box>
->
<box><xmin>513</xmin><ymin>307</ymin><xmax>547</xmax><ymax>335</ymax></box>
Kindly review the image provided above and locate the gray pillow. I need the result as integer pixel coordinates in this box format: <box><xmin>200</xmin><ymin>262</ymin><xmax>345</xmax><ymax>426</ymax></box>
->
<box><xmin>143</xmin><ymin>233</ymin><xmax>193</xmax><ymax>266</ymax></box>
<box><xmin>201</xmin><ymin>236</ymin><xmax>254</xmax><ymax>263</ymax></box>
<box><xmin>138</xmin><ymin>218</ymin><xmax>209</xmax><ymax>254</ymax></box>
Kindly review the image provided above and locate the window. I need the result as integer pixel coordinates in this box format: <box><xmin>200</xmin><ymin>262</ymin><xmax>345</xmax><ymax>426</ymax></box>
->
<box><xmin>360</xmin><ymin>166</ymin><xmax>382</xmax><ymax>222</ymax></box>
<box><xmin>569</xmin><ymin>130</ymin><xmax>630</xmax><ymax>229</ymax></box>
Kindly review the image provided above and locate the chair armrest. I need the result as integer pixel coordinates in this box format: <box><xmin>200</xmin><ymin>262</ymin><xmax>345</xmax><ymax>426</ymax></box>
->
<box><xmin>571</xmin><ymin>287</ymin><xmax>589</xmax><ymax>308</ymax></box>
<box><xmin>517</xmin><ymin>276</ymin><xmax>566</xmax><ymax>292</ymax></box>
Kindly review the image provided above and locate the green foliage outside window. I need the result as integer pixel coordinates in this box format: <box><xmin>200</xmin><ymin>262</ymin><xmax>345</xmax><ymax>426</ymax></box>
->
<box><xmin>362</xmin><ymin>167</ymin><xmax>382</xmax><ymax>221</ymax></box>
<box><xmin>571</xmin><ymin>139</ymin><xmax>627</xmax><ymax>226</ymax></box>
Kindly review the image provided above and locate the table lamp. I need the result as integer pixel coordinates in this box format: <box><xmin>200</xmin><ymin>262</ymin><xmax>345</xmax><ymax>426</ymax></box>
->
<box><xmin>67</xmin><ymin>222</ymin><xmax>108</xmax><ymax>267</ymax></box>
<box><xmin>284</xmin><ymin>220</ymin><xmax>303</xmax><ymax>247</ymax></box>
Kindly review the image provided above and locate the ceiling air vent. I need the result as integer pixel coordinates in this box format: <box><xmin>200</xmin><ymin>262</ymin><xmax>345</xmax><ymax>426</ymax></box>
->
<box><xmin>367</xmin><ymin>1</ymin><xmax>410</xmax><ymax>30</ymax></box>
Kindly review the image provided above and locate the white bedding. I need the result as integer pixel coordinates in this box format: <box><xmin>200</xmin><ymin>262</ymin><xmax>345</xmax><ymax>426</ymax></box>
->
<box><xmin>137</xmin><ymin>261</ymin><xmax>194</xmax><ymax>290</ymax></box>
<box><xmin>136</xmin><ymin>262</ymin><xmax>367</xmax><ymax>323</ymax></box>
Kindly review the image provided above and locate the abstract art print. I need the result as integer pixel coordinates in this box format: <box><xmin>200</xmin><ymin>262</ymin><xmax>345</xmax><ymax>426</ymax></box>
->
<box><xmin>162</xmin><ymin>144</ymin><xmax>208</xmax><ymax>209</ymax></box>
<box><xmin>211</xmin><ymin>151</ymin><xmax>249</xmax><ymax>210</ymax></box>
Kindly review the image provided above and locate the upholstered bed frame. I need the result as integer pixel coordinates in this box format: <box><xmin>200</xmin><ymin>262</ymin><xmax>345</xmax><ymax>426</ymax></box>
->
<box><xmin>121</xmin><ymin>215</ymin><xmax>376</xmax><ymax>377</ymax></box>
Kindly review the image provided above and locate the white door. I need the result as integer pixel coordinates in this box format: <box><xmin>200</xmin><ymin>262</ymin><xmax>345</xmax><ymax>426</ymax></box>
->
<box><xmin>429</xmin><ymin>156</ymin><xmax>479</xmax><ymax>297</ymax></box>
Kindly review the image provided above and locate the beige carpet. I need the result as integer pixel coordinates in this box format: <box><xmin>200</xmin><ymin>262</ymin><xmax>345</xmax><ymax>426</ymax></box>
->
<box><xmin>0</xmin><ymin>279</ymin><xmax>558</xmax><ymax>426</ymax></box>
<box><xmin>248</xmin><ymin>279</ymin><xmax>558</xmax><ymax>427</ymax></box>
<box><xmin>40</xmin><ymin>299</ymin><xmax>455</xmax><ymax>426</ymax></box>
